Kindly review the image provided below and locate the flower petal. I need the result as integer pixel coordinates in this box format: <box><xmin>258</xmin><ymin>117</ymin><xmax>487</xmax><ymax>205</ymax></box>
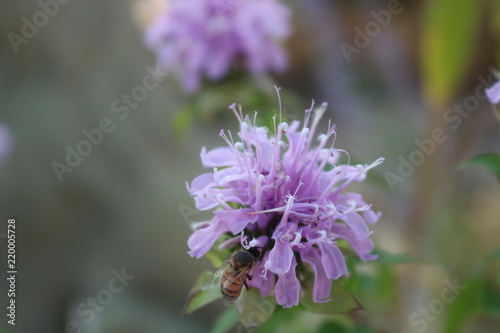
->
<box><xmin>201</xmin><ymin>147</ymin><xmax>239</xmax><ymax>167</ymax></box>
<box><xmin>318</xmin><ymin>242</ymin><xmax>347</xmax><ymax>279</ymax></box>
<box><xmin>486</xmin><ymin>82</ymin><xmax>500</xmax><ymax>104</ymax></box>
<box><xmin>363</xmin><ymin>210</ymin><xmax>382</xmax><ymax>224</ymax></box>
<box><xmin>186</xmin><ymin>172</ymin><xmax>215</xmax><ymax>195</ymax></box>
<box><xmin>274</xmin><ymin>256</ymin><xmax>300</xmax><ymax>308</ymax></box>
<box><xmin>331</xmin><ymin>224</ymin><xmax>377</xmax><ymax>262</ymax></box>
<box><xmin>214</xmin><ymin>208</ymin><xmax>257</xmax><ymax>235</ymax></box>
<box><xmin>340</xmin><ymin>212</ymin><xmax>371</xmax><ymax>241</ymax></box>
<box><xmin>187</xmin><ymin>218</ymin><xmax>227</xmax><ymax>258</ymax></box>
<box><xmin>194</xmin><ymin>188</ymin><xmax>247</xmax><ymax>210</ymax></box>
<box><xmin>264</xmin><ymin>231</ymin><xmax>294</xmax><ymax>275</ymax></box>
<box><xmin>301</xmin><ymin>246</ymin><xmax>331</xmax><ymax>303</ymax></box>
<box><xmin>247</xmin><ymin>252</ymin><xmax>274</xmax><ymax>297</ymax></box>
<box><xmin>214</xmin><ymin>167</ymin><xmax>248</xmax><ymax>186</ymax></box>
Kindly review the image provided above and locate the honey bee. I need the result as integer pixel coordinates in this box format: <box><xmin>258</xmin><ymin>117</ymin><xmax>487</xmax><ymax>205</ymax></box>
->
<box><xmin>202</xmin><ymin>247</ymin><xmax>261</xmax><ymax>303</ymax></box>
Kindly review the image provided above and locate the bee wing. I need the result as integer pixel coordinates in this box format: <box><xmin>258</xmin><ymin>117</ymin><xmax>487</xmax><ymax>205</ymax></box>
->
<box><xmin>201</xmin><ymin>264</ymin><xmax>226</xmax><ymax>291</ymax></box>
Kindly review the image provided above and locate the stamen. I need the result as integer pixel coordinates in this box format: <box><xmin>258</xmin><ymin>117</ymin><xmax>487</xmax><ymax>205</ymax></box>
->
<box><xmin>215</xmin><ymin>192</ymin><xmax>232</xmax><ymax>210</ymax></box>
<box><xmin>303</xmin><ymin>100</ymin><xmax>315</xmax><ymax>129</ymax></box>
<box><xmin>304</xmin><ymin>102</ymin><xmax>328</xmax><ymax>154</ymax></box>
<box><xmin>229</xmin><ymin>103</ymin><xmax>243</xmax><ymax>123</ymax></box>
<box><xmin>249</xmin><ymin>206</ymin><xmax>288</xmax><ymax>215</ymax></box>
<box><xmin>330</xmin><ymin>157</ymin><xmax>384</xmax><ymax>198</ymax></box>
<box><xmin>274</xmin><ymin>85</ymin><xmax>282</xmax><ymax>124</ymax></box>
<box><xmin>220</xmin><ymin>129</ymin><xmax>243</xmax><ymax>166</ymax></box>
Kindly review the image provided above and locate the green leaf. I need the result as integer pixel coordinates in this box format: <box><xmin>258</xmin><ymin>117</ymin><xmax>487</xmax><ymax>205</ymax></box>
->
<box><xmin>182</xmin><ymin>271</ymin><xmax>223</xmax><ymax>316</ymax></box>
<box><xmin>468</xmin><ymin>248</ymin><xmax>500</xmax><ymax>278</ymax></box>
<box><xmin>205</xmin><ymin>249</ymin><xmax>227</xmax><ymax>269</ymax></box>
<box><xmin>481</xmin><ymin>279</ymin><xmax>500</xmax><ymax>316</ymax></box>
<box><xmin>421</xmin><ymin>0</ymin><xmax>481</xmax><ymax>110</ymax></box>
<box><xmin>343</xmin><ymin>258</ymin><xmax>361</xmax><ymax>293</ymax></box>
<box><xmin>301</xmin><ymin>280</ymin><xmax>363</xmax><ymax>315</ymax></box>
<box><xmin>205</xmin><ymin>234</ymin><xmax>234</xmax><ymax>268</ymax></box>
<box><xmin>255</xmin><ymin>307</ymin><xmax>292</xmax><ymax>333</ymax></box>
<box><xmin>210</xmin><ymin>307</ymin><xmax>239</xmax><ymax>333</ymax></box>
<box><xmin>374</xmin><ymin>265</ymin><xmax>397</xmax><ymax>305</ymax></box>
<box><xmin>235</xmin><ymin>287</ymin><xmax>277</xmax><ymax>329</ymax></box>
<box><xmin>316</xmin><ymin>320</ymin><xmax>348</xmax><ymax>333</ymax></box>
<box><xmin>443</xmin><ymin>278</ymin><xmax>482</xmax><ymax>333</ymax></box>
<box><xmin>458</xmin><ymin>153</ymin><xmax>500</xmax><ymax>179</ymax></box>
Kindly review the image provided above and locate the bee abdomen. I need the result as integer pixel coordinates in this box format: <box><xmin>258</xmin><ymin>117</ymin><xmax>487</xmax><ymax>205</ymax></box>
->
<box><xmin>220</xmin><ymin>276</ymin><xmax>244</xmax><ymax>302</ymax></box>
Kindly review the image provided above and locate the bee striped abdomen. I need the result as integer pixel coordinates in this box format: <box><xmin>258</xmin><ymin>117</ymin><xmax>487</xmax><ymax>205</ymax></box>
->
<box><xmin>220</xmin><ymin>270</ymin><xmax>245</xmax><ymax>302</ymax></box>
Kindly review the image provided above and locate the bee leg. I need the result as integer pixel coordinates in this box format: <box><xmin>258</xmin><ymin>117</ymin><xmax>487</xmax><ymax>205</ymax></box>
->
<box><xmin>244</xmin><ymin>274</ymin><xmax>252</xmax><ymax>290</ymax></box>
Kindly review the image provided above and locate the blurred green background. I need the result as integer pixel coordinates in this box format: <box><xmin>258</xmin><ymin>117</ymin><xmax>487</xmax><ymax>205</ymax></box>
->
<box><xmin>1</xmin><ymin>0</ymin><xmax>499</xmax><ymax>333</ymax></box>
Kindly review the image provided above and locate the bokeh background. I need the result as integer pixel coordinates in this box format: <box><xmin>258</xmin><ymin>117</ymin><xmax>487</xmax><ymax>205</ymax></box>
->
<box><xmin>1</xmin><ymin>0</ymin><xmax>499</xmax><ymax>332</ymax></box>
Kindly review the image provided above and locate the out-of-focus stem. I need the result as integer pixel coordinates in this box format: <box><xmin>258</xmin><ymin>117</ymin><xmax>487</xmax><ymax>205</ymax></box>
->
<box><xmin>404</xmin><ymin>112</ymin><xmax>446</xmax><ymax>253</ymax></box>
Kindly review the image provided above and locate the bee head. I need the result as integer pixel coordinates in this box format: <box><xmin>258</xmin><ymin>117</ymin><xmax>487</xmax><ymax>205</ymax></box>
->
<box><xmin>234</xmin><ymin>247</ymin><xmax>261</xmax><ymax>267</ymax></box>
<box><xmin>247</xmin><ymin>247</ymin><xmax>262</xmax><ymax>260</ymax></box>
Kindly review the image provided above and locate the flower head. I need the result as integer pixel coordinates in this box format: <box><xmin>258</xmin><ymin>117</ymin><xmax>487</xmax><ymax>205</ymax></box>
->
<box><xmin>187</xmin><ymin>101</ymin><xmax>383</xmax><ymax>308</ymax></box>
<box><xmin>144</xmin><ymin>0</ymin><xmax>291</xmax><ymax>92</ymax></box>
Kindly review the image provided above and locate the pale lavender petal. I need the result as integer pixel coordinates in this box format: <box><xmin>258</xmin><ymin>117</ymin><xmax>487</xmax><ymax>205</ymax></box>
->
<box><xmin>318</xmin><ymin>242</ymin><xmax>348</xmax><ymax>279</ymax></box>
<box><xmin>201</xmin><ymin>147</ymin><xmax>239</xmax><ymax>167</ymax></box>
<box><xmin>214</xmin><ymin>167</ymin><xmax>248</xmax><ymax>186</ymax></box>
<box><xmin>275</xmin><ymin>256</ymin><xmax>300</xmax><ymax>308</ymax></box>
<box><xmin>253</xmin><ymin>127</ymin><xmax>274</xmax><ymax>170</ymax></box>
<box><xmin>193</xmin><ymin>189</ymin><xmax>222</xmax><ymax>211</ymax></box>
<box><xmin>265</xmin><ymin>238</ymin><xmax>293</xmax><ymax>275</ymax></box>
<box><xmin>363</xmin><ymin>210</ymin><xmax>382</xmax><ymax>224</ymax></box>
<box><xmin>187</xmin><ymin>218</ymin><xmax>227</xmax><ymax>258</ymax></box>
<box><xmin>247</xmin><ymin>253</ymin><xmax>274</xmax><ymax>297</ymax></box>
<box><xmin>186</xmin><ymin>173</ymin><xmax>215</xmax><ymax>194</ymax></box>
<box><xmin>486</xmin><ymin>82</ymin><xmax>500</xmax><ymax>104</ymax></box>
<box><xmin>0</xmin><ymin>124</ymin><xmax>11</xmax><ymax>166</ymax></box>
<box><xmin>301</xmin><ymin>246</ymin><xmax>331</xmax><ymax>303</ymax></box>
<box><xmin>332</xmin><ymin>224</ymin><xmax>377</xmax><ymax>262</ymax></box>
<box><xmin>215</xmin><ymin>208</ymin><xmax>257</xmax><ymax>234</ymax></box>
<box><xmin>340</xmin><ymin>213</ymin><xmax>371</xmax><ymax>241</ymax></box>
<box><xmin>194</xmin><ymin>188</ymin><xmax>247</xmax><ymax>210</ymax></box>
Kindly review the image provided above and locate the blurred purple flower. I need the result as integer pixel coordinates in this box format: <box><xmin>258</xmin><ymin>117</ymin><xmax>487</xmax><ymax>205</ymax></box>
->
<box><xmin>144</xmin><ymin>0</ymin><xmax>291</xmax><ymax>92</ymax></box>
<box><xmin>0</xmin><ymin>123</ymin><xmax>11</xmax><ymax>167</ymax></box>
<box><xmin>486</xmin><ymin>81</ymin><xmax>500</xmax><ymax>104</ymax></box>
<box><xmin>187</xmin><ymin>102</ymin><xmax>383</xmax><ymax>308</ymax></box>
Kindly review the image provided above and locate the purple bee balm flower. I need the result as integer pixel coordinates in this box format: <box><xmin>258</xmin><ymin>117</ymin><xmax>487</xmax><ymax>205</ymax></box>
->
<box><xmin>486</xmin><ymin>81</ymin><xmax>500</xmax><ymax>104</ymax></box>
<box><xmin>187</xmin><ymin>101</ymin><xmax>384</xmax><ymax>308</ymax></box>
<box><xmin>144</xmin><ymin>0</ymin><xmax>291</xmax><ymax>92</ymax></box>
